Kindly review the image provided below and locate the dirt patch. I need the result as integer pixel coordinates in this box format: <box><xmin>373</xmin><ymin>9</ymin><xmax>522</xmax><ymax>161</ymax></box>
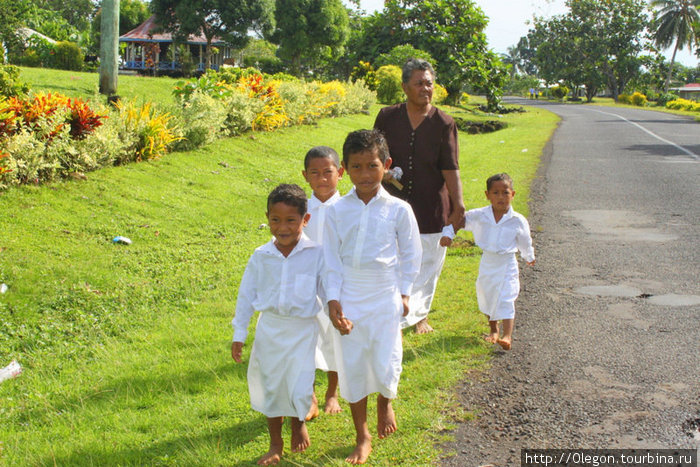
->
<box><xmin>454</xmin><ymin>117</ymin><xmax>507</xmax><ymax>134</ymax></box>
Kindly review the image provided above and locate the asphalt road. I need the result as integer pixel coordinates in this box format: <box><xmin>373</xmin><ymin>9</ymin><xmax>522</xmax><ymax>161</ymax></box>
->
<box><xmin>443</xmin><ymin>99</ymin><xmax>700</xmax><ymax>466</ymax></box>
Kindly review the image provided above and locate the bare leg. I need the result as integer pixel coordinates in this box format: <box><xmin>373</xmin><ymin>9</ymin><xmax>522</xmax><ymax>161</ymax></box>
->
<box><xmin>290</xmin><ymin>418</ymin><xmax>310</xmax><ymax>452</ymax></box>
<box><xmin>497</xmin><ymin>319</ymin><xmax>514</xmax><ymax>350</ymax></box>
<box><xmin>258</xmin><ymin>417</ymin><xmax>283</xmax><ymax>465</ymax></box>
<box><xmin>484</xmin><ymin>320</ymin><xmax>499</xmax><ymax>344</ymax></box>
<box><xmin>305</xmin><ymin>390</ymin><xmax>319</xmax><ymax>421</ymax></box>
<box><xmin>324</xmin><ymin>371</ymin><xmax>342</xmax><ymax>414</ymax></box>
<box><xmin>376</xmin><ymin>394</ymin><xmax>397</xmax><ymax>438</ymax></box>
<box><xmin>415</xmin><ymin>317</ymin><xmax>434</xmax><ymax>334</ymax></box>
<box><xmin>346</xmin><ymin>397</ymin><xmax>372</xmax><ymax>464</ymax></box>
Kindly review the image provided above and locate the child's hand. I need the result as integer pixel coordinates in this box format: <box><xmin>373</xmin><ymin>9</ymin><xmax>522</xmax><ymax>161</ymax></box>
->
<box><xmin>527</xmin><ymin>260</ymin><xmax>536</xmax><ymax>266</ymax></box>
<box><xmin>439</xmin><ymin>236</ymin><xmax>452</xmax><ymax>247</ymax></box>
<box><xmin>329</xmin><ymin>300</ymin><xmax>353</xmax><ymax>335</ymax></box>
<box><xmin>401</xmin><ymin>295</ymin><xmax>410</xmax><ymax>317</ymax></box>
<box><xmin>231</xmin><ymin>341</ymin><xmax>244</xmax><ymax>363</ymax></box>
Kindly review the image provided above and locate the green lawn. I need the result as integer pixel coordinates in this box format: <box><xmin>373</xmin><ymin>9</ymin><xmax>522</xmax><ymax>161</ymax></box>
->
<box><xmin>0</xmin><ymin>71</ymin><xmax>559</xmax><ymax>465</ymax></box>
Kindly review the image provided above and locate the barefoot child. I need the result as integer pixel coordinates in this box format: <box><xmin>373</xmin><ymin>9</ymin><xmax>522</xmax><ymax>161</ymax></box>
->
<box><xmin>324</xmin><ymin>129</ymin><xmax>422</xmax><ymax>464</ymax></box>
<box><xmin>231</xmin><ymin>184</ymin><xmax>324</xmax><ymax>465</ymax></box>
<box><xmin>440</xmin><ymin>173</ymin><xmax>535</xmax><ymax>350</ymax></box>
<box><xmin>301</xmin><ymin>146</ymin><xmax>345</xmax><ymax>418</ymax></box>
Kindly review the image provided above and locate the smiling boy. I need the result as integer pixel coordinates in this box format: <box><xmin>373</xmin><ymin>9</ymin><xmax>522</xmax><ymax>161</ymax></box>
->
<box><xmin>323</xmin><ymin>129</ymin><xmax>422</xmax><ymax>464</ymax></box>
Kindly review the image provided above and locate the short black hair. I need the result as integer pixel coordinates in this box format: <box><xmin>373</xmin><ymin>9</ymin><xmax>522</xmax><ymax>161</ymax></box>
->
<box><xmin>402</xmin><ymin>58</ymin><xmax>436</xmax><ymax>84</ymax></box>
<box><xmin>342</xmin><ymin>129</ymin><xmax>390</xmax><ymax>166</ymax></box>
<box><xmin>304</xmin><ymin>146</ymin><xmax>341</xmax><ymax>170</ymax></box>
<box><xmin>267</xmin><ymin>184</ymin><xmax>307</xmax><ymax>216</ymax></box>
<box><xmin>486</xmin><ymin>173</ymin><xmax>514</xmax><ymax>191</ymax></box>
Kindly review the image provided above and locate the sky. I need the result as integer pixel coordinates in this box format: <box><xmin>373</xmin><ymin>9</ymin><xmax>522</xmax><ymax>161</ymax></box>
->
<box><xmin>352</xmin><ymin>0</ymin><xmax>698</xmax><ymax>67</ymax></box>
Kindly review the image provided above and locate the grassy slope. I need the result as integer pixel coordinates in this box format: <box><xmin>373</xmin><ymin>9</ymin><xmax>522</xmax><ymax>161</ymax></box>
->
<box><xmin>0</xmin><ymin>74</ymin><xmax>559</xmax><ymax>464</ymax></box>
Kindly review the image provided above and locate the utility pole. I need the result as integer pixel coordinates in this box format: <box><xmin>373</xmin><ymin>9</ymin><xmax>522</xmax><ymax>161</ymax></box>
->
<box><xmin>99</xmin><ymin>0</ymin><xmax>120</xmax><ymax>96</ymax></box>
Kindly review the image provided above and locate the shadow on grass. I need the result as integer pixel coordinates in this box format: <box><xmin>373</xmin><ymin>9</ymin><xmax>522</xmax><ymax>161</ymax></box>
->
<box><xmin>38</xmin><ymin>419</ymin><xmax>266</xmax><ymax>466</ymax></box>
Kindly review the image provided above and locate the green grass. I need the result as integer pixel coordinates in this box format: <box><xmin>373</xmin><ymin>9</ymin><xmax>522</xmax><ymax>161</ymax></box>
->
<box><xmin>18</xmin><ymin>66</ymin><xmax>181</xmax><ymax>109</ymax></box>
<box><xmin>0</xmin><ymin>90</ymin><xmax>558</xmax><ymax>464</ymax></box>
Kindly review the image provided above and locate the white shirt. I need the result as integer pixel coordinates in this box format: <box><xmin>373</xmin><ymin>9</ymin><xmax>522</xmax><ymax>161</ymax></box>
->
<box><xmin>304</xmin><ymin>191</ymin><xmax>341</xmax><ymax>243</ymax></box>
<box><xmin>323</xmin><ymin>186</ymin><xmax>422</xmax><ymax>301</ymax></box>
<box><xmin>232</xmin><ymin>234</ymin><xmax>324</xmax><ymax>343</ymax></box>
<box><xmin>463</xmin><ymin>206</ymin><xmax>535</xmax><ymax>263</ymax></box>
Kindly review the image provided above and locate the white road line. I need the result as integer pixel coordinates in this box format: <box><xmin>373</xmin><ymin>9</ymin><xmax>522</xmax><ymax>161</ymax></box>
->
<box><xmin>587</xmin><ymin>108</ymin><xmax>699</xmax><ymax>161</ymax></box>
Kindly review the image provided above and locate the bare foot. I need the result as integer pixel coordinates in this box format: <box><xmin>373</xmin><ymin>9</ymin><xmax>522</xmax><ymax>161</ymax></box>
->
<box><xmin>496</xmin><ymin>337</ymin><xmax>512</xmax><ymax>350</ymax></box>
<box><xmin>325</xmin><ymin>394</ymin><xmax>342</xmax><ymax>414</ymax></box>
<box><xmin>305</xmin><ymin>392</ymin><xmax>319</xmax><ymax>421</ymax></box>
<box><xmin>346</xmin><ymin>435</ymin><xmax>372</xmax><ymax>464</ymax></box>
<box><xmin>257</xmin><ymin>444</ymin><xmax>283</xmax><ymax>465</ymax></box>
<box><xmin>415</xmin><ymin>318</ymin><xmax>434</xmax><ymax>334</ymax></box>
<box><xmin>484</xmin><ymin>333</ymin><xmax>499</xmax><ymax>344</ymax></box>
<box><xmin>376</xmin><ymin>396</ymin><xmax>397</xmax><ymax>439</ymax></box>
<box><xmin>290</xmin><ymin>419</ymin><xmax>310</xmax><ymax>453</ymax></box>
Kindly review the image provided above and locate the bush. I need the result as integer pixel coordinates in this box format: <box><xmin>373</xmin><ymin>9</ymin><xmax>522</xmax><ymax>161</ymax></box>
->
<box><xmin>433</xmin><ymin>83</ymin><xmax>448</xmax><ymax>105</ymax></box>
<box><xmin>0</xmin><ymin>65</ymin><xmax>30</xmax><ymax>98</ymax></box>
<box><xmin>350</xmin><ymin>61</ymin><xmax>378</xmax><ymax>91</ymax></box>
<box><xmin>655</xmin><ymin>92</ymin><xmax>678</xmax><ymax>107</ymax></box>
<box><xmin>630</xmin><ymin>92</ymin><xmax>647</xmax><ymax>107</ymax></box>
<box><xmin>666</xmin><ymin>98</ymin><xmax>700</xmax><ymax>112</ymax></box>
<box><xmin>459</xmin><ymin>92</ymin><xmax>470</xmax><ymax>106</ymax></box>
<box><xmin>551</xmin><ymin>85</ymin><xmax>569</xmax><ymax>100</ymax></box>
<box><xmin>173</xmin><ymin>91</ymin><xmax>227</xmax><ymax>150</ymax></box>
<box><xmin>52</xmin><ymin>41</ymin><xmax>84</xmax><ymax>71</ymax></box>
<box><xmin>113</xmin><ymin>100</ymin><xmax>181</xmax><ymax>162</ymax></box>
<box><xmin>242</xmin><ymin>56</ymin><xmax>285</xmax><ymax>75</ymax></box>
<box><xmin>222</xmin><ymin>91</ymin><xmax>262</xmax><ymax>135</ymax></box>
<box><xmin>375</xmin><ymin>65</ymin><xmax>404</xmax><ymax>105</ymax></box>
<box><xmin>617</xmin><ymin>93</ymin><xmax>631</xmax><ymax>104</ymax></box>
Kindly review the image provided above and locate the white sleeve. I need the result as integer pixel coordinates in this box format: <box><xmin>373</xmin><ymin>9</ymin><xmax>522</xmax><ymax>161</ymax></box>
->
<box><xmin>397</xmin><ymin>204</ymin><xmax>422</xmax><ymax>296</ymax></box>
<box><xmin>232</xmin><ymin>255</ymin><xmax>258</xmax><ymax>343</ymax></box>
<box><xmin>463</xmin><ymin>209</ymin><xmax>479</xmax><ymax>232</ymax></box>
<box><xmin>441</xmin><ymin>224</ymin><xmax>455</xmax><ymax>239</ymax></box>
<box><xmin>517</xmin><ymin>218</ymin><xmax>535</xmax><ymax>263</ymax></box>
<box><xmin>322</xmin><ymin>206</ymin><xmax>343</xmax><ymax>303</ymax></box>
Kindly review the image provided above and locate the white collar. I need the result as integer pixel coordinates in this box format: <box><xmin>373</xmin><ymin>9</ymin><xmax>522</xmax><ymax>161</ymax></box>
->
<box><xmin>260</xmin><ymin>232</ymin><xmax>316</xmax><ymax>258</ymax></box>
<box><xmin>309</xmin><ymin>191</ymin><xmax>340</xmax><ymax>209</ymax></box>
<box><xmin>349</xmin><ymin>185</ymin><xmax>390</xmax><ymax>204</ymax></box>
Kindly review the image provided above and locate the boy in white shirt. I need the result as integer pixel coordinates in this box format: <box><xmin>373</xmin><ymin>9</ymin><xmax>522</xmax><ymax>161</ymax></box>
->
<box><xmin>440</xmin><ymin>173</ymin><xmax>535</xmax><ymax>351</ymax></box>
<box><xmin>231</xmin><ymin>184</ymin><xmax>324</xmax><ymax>465</ymax></box>
<box><xmin>301</xmin><ymin>146</ymin><xmax>344</xmax><ymax>418</ymax></box>
<box><xmin>324</xmin><ymin>129</ymin><xmax>422</xmax><ymax>464</ymax></box>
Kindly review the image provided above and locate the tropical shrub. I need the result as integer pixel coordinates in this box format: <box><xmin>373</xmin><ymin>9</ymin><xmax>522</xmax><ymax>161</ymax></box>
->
<box><xmin>339</xmin><ymin>80</ymin><xmax>375</xmax><ymax>115</ymax></box>
<box><xmin>630</xmin><ymin>92</ymin><xmax>647</xmax><ymax>107</ymax></box>
<box><xmin>173</xmin><ymin>73</ymin><xmax>235</xmax><ymax>103</ymax></box>
<box><xmin>655</xmin><ymin>92</ymin><xmax>678</xmax><ymax>107</ymax></box>
<box><xmin>350</xmin><ymin>61</ymin><xmax>378</xmax><ymax>91</ymax></box>
<box><xmin>617</xmin><ymin>93</ymin><xmax>632</xmax><ymax>104</ymax></box>
<box><xmin>52</xmin><ymin>41</ymin><xmax>84</xmax><ymax>71</ymax></box>
<box><xmin>113</xmin><ymin>100</ymin><xmax>181</xmax><ymax>162</ymax></box>
<box><xmin>173</xmin><ymin>91</ymin><xmax>228</xmax><ymax>150</ymax></box>
<box><xmin>460</xmin><ymin>92</ymin><xmax>470</xmax><ymax>105</ymax></box>
<box><xmin>551</xmin><ymin>85</ymin><xmax>569</xmax><ymax>100</ymax></box>
<box><xmin>0</xmin><ymin>65</ymin><xmax>30</xmax><ymax>98</ymax></box>
<box><xmin>375</xmin><ymin>65</ymin><xmax>404</xmax><ymax>105</ymax></box>
<box><xmin>375</xmin><ymin>44</ymin><xmax>435</xmax><ymax>69</ymax></box>
<box><xmin>666</xmin><ymin>98</ymin><xmax>700</xmax><ymax>112</ymax></box>
<box><xmin>433</xmin><ymin>83</ymin><xmax>448</xmax><ymax>105</ymax></box>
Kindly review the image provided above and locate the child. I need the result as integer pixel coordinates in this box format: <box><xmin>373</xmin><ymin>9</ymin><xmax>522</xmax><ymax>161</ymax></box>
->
<box><xmin>324</xmin><ymin>129</ymin><xmax>422</xmax><ymax>464</ymax></box>
<box><xmin>231</xmin><ymin>184</ymin><xmax>324</xmax><ymax>466</ymax></box>
<box><xmin>440</xmin><ymin>173</ymin><xmax>535</xmax><ymax>351</ymax></box>
<box><xmin>301</xmin><ymin>146</ymin><xmax>344</xmax><ymax>418</ymax></box>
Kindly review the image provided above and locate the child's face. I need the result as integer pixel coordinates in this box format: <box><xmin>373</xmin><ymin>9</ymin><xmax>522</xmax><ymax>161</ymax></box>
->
<box><xmin>266</xmin><ymin>202</ymin><xmax>310</xmax><ymax>255</ymax></box>
<box><xmin>343</xmin><ymin>149</ymin><xmax>391</xmax><ymax>201</ymax></box>
<box><xmin>302</xmin><ymin>157</ymin><xmax>343</xmax><ymax>202</ymax></box>
<box><xmin>485</xmin><ymin>180</ymin><xmax>515</xmax><ymax>214</ymax></box>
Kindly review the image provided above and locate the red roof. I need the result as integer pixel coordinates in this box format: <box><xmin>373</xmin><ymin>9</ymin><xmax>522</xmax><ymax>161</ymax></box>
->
<box><xmin>119</xmin><ymin>15</ymin><xmax>225</xmax><ymax>45</ymax></box>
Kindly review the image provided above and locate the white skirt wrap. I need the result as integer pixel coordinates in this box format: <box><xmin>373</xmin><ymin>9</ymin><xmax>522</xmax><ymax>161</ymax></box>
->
<box><xmin>476</xmin><ymin>251</ymin><xmax>520</xmax><ymax>321</ymax></box>
<box><xmin>315</xmin><ymin>306</ymin><xmax>338</xmax><ymax>372</ymax></box>
<box><xmin>402</xmin><ymin>233</ymin><xmax>447</xmax><ymax>328</ymax></box>
<box><xmin>334</xmin><ymin>267</ymin><xmax>403</xmax><ymax>403</ymax></box>
<box><xmin>248</xmin><ymin>312</ymin><xmax>319</xmax><ymax>420</ymax></box>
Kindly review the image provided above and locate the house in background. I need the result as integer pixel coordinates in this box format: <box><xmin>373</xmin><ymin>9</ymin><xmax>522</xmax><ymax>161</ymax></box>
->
<box><xmin>671</xmin><ymin>83</ymin><xmax>700</xmax><ymax>102</ymax></box>
<box><xmin>119</xmin><ymin>15</ymin><xmax>235</xmax><ymax>72</ymax></box>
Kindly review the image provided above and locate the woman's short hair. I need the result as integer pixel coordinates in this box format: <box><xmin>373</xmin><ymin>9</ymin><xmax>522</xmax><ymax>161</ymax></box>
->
<box><xmin>267</xmin><ymin>184</ymin><xmax>308</xmax><ymax>216</ymax></box>
<box><xmin>402</xmin><ymin>58</ymin><xmax>436</xmax><ymax>84</ymax></box>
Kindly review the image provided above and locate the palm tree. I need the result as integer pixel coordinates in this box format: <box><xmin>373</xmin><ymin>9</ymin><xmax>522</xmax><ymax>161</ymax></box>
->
<box><xmin>650</xmin><ymin>0</ymin><xmax>700</xmax><ymax>93</ymax></box>
<box><xmin>501</xmin><ymin>46</ymin><xmax>521</xmax><ymax>79</ymax></box>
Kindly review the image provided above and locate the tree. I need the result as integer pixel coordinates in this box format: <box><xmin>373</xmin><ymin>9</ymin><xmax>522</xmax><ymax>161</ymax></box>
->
<box><xmin>501</xmin><ymin>46</ymin><xmax>521</xmax><ymax>78</ymax></box>
<box><xmin>151</xmin><ymin>0</ymin><xmax>275</xmax><ymax>70</ymax></box>
<box><xmin>380</xmin><ymin>0</ymin><xmax>504</xmax><ymax>106</ymax></box>
<box><xmin>92</xmin><ymin>0</ymin><xmax>150</xmax><ymax>55</ymax></box>
<box><xmin>99</xmin><ymin>0</ymin><xmax>119</xmax><ymax>95</ymax></box>
<box><xmin>375</xmin><ymin>44</ymin><xmax>434</xmax><ymax>68</ymax></box>
<box><xmin>0</xmin><ymin>0</ymin><xmax>29</xmax><ymax>61</ymax></box>
<box><xmin>650</xmin><ymin>0</ymin><xmax>700</xmax><ymax>93</ymax></box>
<box><xmin>527</xmin><ymin>0</ymin><xmax>648</xmax><ymax>102</ymax></box>
<box><xmin>271</xmin><ymin>0</ymin><xmax>349</xmax><ymax>75</ymax></box>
